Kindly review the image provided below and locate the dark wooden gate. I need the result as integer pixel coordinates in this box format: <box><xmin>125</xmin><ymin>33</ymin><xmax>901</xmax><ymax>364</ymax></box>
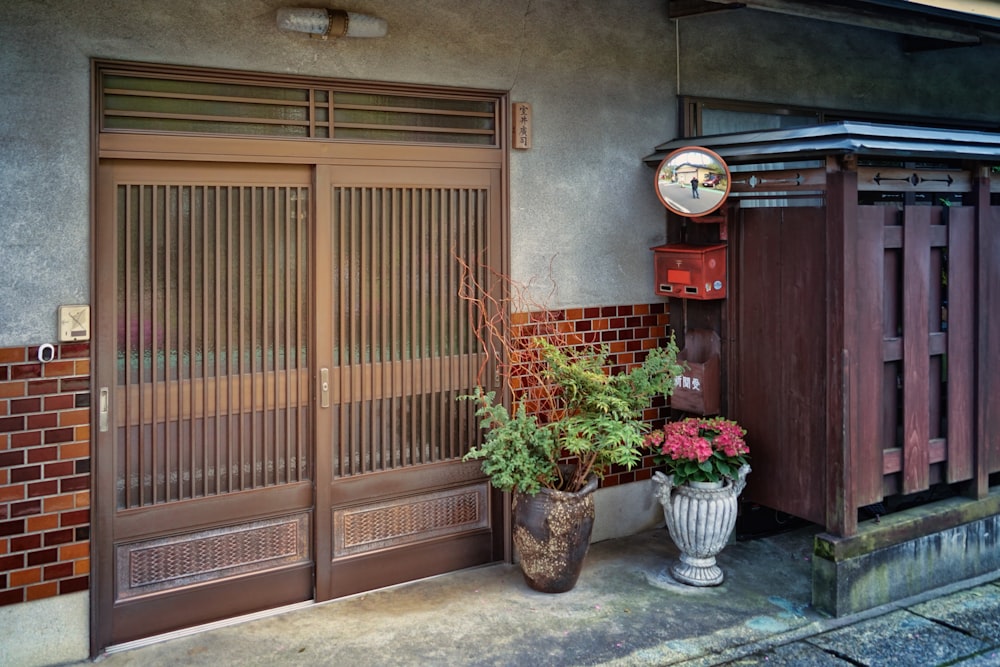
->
<box><xmin>728</xmin><ymin>161</ymin><xmax>1000</xmax><ymax>537</ymax></box>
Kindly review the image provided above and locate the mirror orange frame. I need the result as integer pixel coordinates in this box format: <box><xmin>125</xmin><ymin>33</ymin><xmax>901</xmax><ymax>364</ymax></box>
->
<box><xmin>654</xmin><ymin>146</ymin><xmax>731</xmax><ymax>217</ymax></box>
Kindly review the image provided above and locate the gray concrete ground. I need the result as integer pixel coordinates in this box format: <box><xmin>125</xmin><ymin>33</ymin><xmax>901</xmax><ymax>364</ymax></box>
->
<box><xmin>78</xmin><ymin>526</ymin><xmax>1000</xmax><ymax>667</ymax></box>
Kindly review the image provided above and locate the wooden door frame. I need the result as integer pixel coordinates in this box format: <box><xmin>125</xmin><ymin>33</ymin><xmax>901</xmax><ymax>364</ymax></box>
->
<box><xmin>92</xmin><ymin>71</ymin><xmax>510</xmax><ymax>655</ymax></box>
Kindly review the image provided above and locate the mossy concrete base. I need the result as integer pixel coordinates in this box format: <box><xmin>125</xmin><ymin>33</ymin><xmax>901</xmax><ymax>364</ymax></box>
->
<box><xmin>813</xmin><ymin>487</ymin><xmax>1000</xmax><ymax>617</ymax></box>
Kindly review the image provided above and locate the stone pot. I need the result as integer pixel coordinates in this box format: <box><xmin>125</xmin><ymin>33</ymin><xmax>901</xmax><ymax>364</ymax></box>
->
<box><xmin>512</xmin><ymin>475</ymin><xmax>599</xmax><ymax>593</ymax></box>
<box><xmin>652</xmin><ymin>464</ymin><xmax>750</xmax><ymax>586</ymax></box>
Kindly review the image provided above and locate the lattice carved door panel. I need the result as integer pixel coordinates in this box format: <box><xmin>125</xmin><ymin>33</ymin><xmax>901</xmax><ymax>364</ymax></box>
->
<box><xmin>95</xmin><ymin>161</ymin><xmax>315</xmax><ymax>646</ymax></box>
<box><xmin>313</xmin><ymin>165</ymin><xmax>502</xmax><ymax>600</ymax></box>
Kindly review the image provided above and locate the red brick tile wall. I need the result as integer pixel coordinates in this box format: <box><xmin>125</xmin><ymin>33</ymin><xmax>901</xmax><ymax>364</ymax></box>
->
<box><xmin>510</xmin><ymin>302</ymin><xmax>671</xmax><ymax>488</ymax></box>
<box><xmin>0</xmin><ymin>344</ymin><xmax>90</xmax><ymax>606</ymax></box>
<box><xmin>0</xmin><ymin>308</ymin><xmax>666</xmax><ymax>605</ymax></box>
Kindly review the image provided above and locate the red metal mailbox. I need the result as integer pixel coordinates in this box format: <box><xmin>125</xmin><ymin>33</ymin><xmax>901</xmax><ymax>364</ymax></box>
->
<box><xmin>651</xmin><ymin>243</ymin><xmax>727</xmax><ymax>300</ymax></box>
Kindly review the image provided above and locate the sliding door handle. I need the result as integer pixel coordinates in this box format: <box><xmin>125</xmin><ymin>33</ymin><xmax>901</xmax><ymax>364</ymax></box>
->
<box><xmin>99</xmin><ymin>387</ymin><xmax>109</xmax><ymax>432</ymax></box>
<box><xmin>320</xmin><ymin>368</ymin><xmax>330</xmax><ymax>408</ymax></box>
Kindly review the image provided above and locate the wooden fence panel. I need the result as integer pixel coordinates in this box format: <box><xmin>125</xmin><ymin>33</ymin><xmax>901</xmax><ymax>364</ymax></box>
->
<box><xmin>946</xmin><ymin>207</ymin><xmax>975</xmax><ymax>483</ymax></box>
<box><xmin>901</xmin><ymin>206</ymin><xmax>931</xmax><ymax>494</ymax></box>
<box><xmin>852</xmin><ymin>206</ymin><xmax>888</xmax><ymax>507</ymax></box>
<box><xmin>984</xmin><ymin>205</ymin><xmax>1000</xmax><ymax>477</ymax></box>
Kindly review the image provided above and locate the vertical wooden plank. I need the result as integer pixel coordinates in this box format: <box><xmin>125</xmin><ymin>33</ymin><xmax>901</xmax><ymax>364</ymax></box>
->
<box><xmin>733</xmin><ymin>206</ymin><xmax>828</xmax><ymax>526</ymax></box>
<box><xmin>282</xmin><ymin>187</ymin><xmax>292</xmax><ymax>485</ymax></box>
<box><xmin>782</xmin><ymin>207</ymin><xmax>829</xmax><ymax>521</ymax></box>
<box><xmin>184</xmin><ymin>184</ymin><xmax>193</xmax><ymax>498</ymax></box>
<box><xmin>150</xmin><ymin>185</ymin><xmax>160</xmax><ymax>504</ymax></box>
<box><xmin>265</xmin><ymin>187</ymin><xmax>275</xmax><ymax>487</ymax></box>
<box><xmin>202</xmin><ymin>186</ymin><xmax>211</xmax><ymax>496</ymax></box>
<box><xmin>902</xmin><ymin>206</ymin><xmax>930</xmax><ymax>494</ymax></box>
<box><xmin>946</xmin><ymin>206</ymin><xmax>975</xmax><ymax>483</ymax></box>
<box><xmin>125</xmin><ymin>183</ymin><xmax>136</xmax><ymax>509</ymax></box>
<box><xmin>404</xmin><ymin>188</ymin><xmax>416</xmax><ymax>468</ymax></box>
<box><xmin>851</xmin><ymin>206</ymin><xmax>886</xmax><ymax>507</ymax></box>
<box><xmin>235</xmin><ymin>187</ymin><xmax>246</xmax><ymax>490</ymax></box>
<box><xmin>227</xmin><ymin>187</ymin><xmax>238</xmax><ymax>492</ymax></box>
<box><xmin>390</xmin><ymin>188</ymin><xmax>402</xmax><ymax>469</ymax></box>
<box><xmin>298</xmin><ymin>185</ymin><xmax>309</xmax><ymax>480</ymax></box>
<box><xmin>825</xmin><ymin>166</ymin><xmax>856</xmax><ymax>537</ymax></box>
<box><xmin>731</xmin><ymin>208</ymin><xmax>780</xmax><ymax>506</ymax></box>
<box><xmin>977</xmin><ymin>184</ymin><xmax>1000</xmax><ymax>490</ymax></box>
<box><xmin>313</xmin><ymin>165</ymin><xmax>333</xmax><ymax>602</ymax></box>
<box><xmin>213</xmin><ymin>186</ymin><xmax>223</xmax><ymax>494</ymax></box>
<box><xmin>380</xmin><ymin>187</ymin><xmax>391</xmax><ymax>471</ymax></box>
<box><xmin>250</xmin><ymin>186</ymin><xmax>260</xmax><ymax>487</ymax></box>
<box><xmin>430</xmin><ymin>188</ymin><xmax>440</xmax><ymax>462</ymax></box>
<box><xmin>358</xmin><ymin>186</ymin><xmax>370</xmax><ymax>473</ymax></box>
<box><xmin>419</xmin><ymin>188</ymin><xmax>430</xmax><ymax>465</ymax></box>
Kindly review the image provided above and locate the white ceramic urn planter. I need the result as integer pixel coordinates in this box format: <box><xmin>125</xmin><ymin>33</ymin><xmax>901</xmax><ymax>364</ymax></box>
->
<box><xmin>652</xmin><ymin>465</ymin><xmax>750</xmax><ymax>586</ymax></box>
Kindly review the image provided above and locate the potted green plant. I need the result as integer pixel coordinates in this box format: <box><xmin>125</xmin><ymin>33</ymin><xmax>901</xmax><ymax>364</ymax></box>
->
<box><xmin>463</xmin><ymin>337</ymin><xmax>683</xmax><ymax>592</ymax></box>
<box><xmin>645</xmin><ymin>417</ymin><xmax>751</xmax><ymax>586</ymax></box>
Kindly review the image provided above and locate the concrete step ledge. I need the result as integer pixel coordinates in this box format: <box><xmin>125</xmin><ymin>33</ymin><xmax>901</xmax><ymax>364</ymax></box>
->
<box><xmin>813</xmin><ymin>486</ymin><xmax>1000</xmax><ymax>616</ymax></box>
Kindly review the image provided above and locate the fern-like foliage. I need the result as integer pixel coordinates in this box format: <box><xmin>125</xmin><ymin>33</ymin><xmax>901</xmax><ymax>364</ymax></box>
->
<box><xmin>463</xmin><ymin>335</ymin><xmax>684</xmax><ymax>494</ymax></box>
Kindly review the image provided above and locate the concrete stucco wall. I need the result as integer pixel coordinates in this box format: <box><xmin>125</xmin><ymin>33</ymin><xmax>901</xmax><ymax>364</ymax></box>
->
<box><xmin>1</xmin><ymin>1</ymin><xmax>999</xmax><ymax>348</ymax></box>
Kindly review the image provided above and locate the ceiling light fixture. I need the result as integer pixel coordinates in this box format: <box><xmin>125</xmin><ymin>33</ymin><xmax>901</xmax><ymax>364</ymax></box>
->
<box><xmin>276</xmin><ymin>8</ymin><xmax>388</xmax><ymax>39</ymax></box>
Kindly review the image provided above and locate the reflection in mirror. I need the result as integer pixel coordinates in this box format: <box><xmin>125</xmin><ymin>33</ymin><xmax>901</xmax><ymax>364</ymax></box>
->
<box><xmin>654</xmin><ymin>147</ymin><xmax>731</xmax><ymax>217</ymax></box>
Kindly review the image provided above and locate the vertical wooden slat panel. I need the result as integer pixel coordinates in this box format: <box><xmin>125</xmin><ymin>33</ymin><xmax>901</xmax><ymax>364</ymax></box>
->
<box><xmin>333</xmin><ymin>186</ymin><xmax>343</xmax><ymax>476</ymax></box>
<box><xmin>119</xmin><ymin>180</ymin><xmax>309</xmax><ymax>501</ymax></box>
<box><xmin>902</xmin><ymin>206</ymin><xmax>930</xmax><ymax>493</ymax></box>
<box><xmin>852</xmin><ymin>205</ymin><xmax>886</xmax><ymax>506</ymax></box>
<box><xmin>391</xmin><ymin>188</ymin><xmax>402</xmax><ymax>469</ymax></box>
<box><xmin>413</xmin><ymin>189</ymin><xmax>429</xmax><ymax>465</ymax></box>
<box><xmin>124</xmin><ymin>185</ymin><xmax>135</xmax><ymax>509</ymax></box>
<box><xmin>447</xmin><ymin>189</ymin><xmax>458</xmax><ymax>460</ymax></box>
<box><xmin>363</xmin><ymin>187</ymin><xmax>373</xmax><ymax>471</ymax></box>
<box><xmin>402</xmin><ymin>188</ymin><xmax>419</xmax><ymax>465</ymax></box>
<box><xmin>213</xmin><ymin>186</ymin><xmax>223</xmax><ymax>494</ymax></box>
<box><xmin>270</xmin><ymin>187</ymin><xmax>278</xmax><ymax>485</ymax></box>
<box><xmin>185</xmin><ymin>185</ymin><xmax>194</xmax><ymax>499</ymax></box>
<box><xmin>151</xmin><ymin>185</ymin><xmax>161</xmax><ymax>505</ymax></box>
<box><xmin>237</xmin><ymin>187</ymin><xmax>247</xmax><ymax>490</ymax></box>
<box><xmin>299</xmin><ymin>186</ymin><xmax>309</xmax><ymax>481</ymax></box>
<box><xmin>979</xmin><ymin>200</ymin><xmax>1000</xmax><ymax>484</ymax></box>
<box><xmin>200</xmin><ymin>186</ymin><xmax>209</xmax><ymax>496</ymax></box>
<box><xmin>251</xmin><ymin>187</ymin><xmax>260</xmax><ymax>487</ymax></box>
<box><xmin>352</xmin><ymin>186</ymin><xmax>360</xmax><ymax>472</ymax></box>
<box><xmin>430</xmin><ymin>188</ymin><xmax>440</xmax><ymax>462</ymax></box>
<box><xmin>734</xmin><ymin>209</ymin><xmax>792</xmax><ymax>512</ymax></box>
<box><xmin>947</xmin><ymin>206</ymin><xmax>975</xmax><ymax>482</ymax></box>
<box><xmin>286</xmin><ymin>186</ymin><xmax>294</xmax><ymax>484</ymax></box>
<box><xmin>380</xmin><ymin>188</ymin><xmax>390</xmax><ymax>471</ymax></box>
<box><xmin>427</xmin><ymin>189</ymin><xmax>435</xmax><ymax>462</ymax></box>
<box><xmin>327</xmin><ymin>179</ymin><xmax>490</xmax><ymax>479</ymax></box>
<box><xmin>226</xmin><ymin>187</ymin><xmax>237</xmax><ymax>493</ymax></box>
<box><xmin>364</xmin><ymin>186</ymin><xmax>373</xmax><ymax>472</ymax></box>
<box><xmin>173</xmin><ymin>184</ymin><xmax>182</xmax><ymax>502</ymax></box>
<box><xmin>181</xmin><ymin>185</ymin><xmax>190</xmax><ymax>499</ymax></box>
<box><xmin>340</xmin><ymin>189</ymin><xmax>358</xmax><ymax>475</ymax></box>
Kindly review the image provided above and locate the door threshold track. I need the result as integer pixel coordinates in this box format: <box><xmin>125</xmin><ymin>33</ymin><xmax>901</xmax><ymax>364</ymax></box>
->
<box><xmin>105</xmin><ymin>600</ymin><xmax>316</xmax><ymax>654</ymax></box>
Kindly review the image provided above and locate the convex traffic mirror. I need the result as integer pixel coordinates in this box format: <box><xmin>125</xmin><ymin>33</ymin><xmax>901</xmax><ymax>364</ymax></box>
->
<box><xmin>654</xmin><ymin>146</ymin><xmax>731</xmax><ymax>217</ymax></box>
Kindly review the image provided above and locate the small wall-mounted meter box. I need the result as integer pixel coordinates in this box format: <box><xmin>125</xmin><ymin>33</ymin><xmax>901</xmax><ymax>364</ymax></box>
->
<box><xmin>651</xmin><ymin>243</ymin><xmax>727</xmax><ymax>300</ymax></box>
